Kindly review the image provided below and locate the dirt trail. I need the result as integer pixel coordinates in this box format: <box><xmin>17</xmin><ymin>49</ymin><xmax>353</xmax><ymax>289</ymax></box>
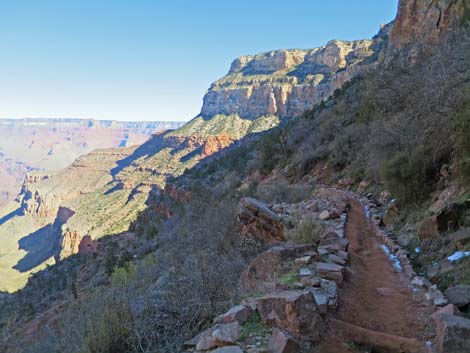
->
<box><xmin>317</xmin><ymin>199</ymin><xmax>432</xmax><ymax>353</ymax></box>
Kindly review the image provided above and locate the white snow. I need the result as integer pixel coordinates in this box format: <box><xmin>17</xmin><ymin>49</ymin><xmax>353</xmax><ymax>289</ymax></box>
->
<box><xmin>447</xmin><ymin>251</ymin><xmax>470</xmax><ymax>262</ymax></box>
<box><xmin>364</xmin><ymin>205</ymin><xmax>371</xmax><ymax>220</ymax></box>
<box><xmin>380</xmin><ymin>244</ymin><xmax>402</xmax><ymax>271</ymax></box>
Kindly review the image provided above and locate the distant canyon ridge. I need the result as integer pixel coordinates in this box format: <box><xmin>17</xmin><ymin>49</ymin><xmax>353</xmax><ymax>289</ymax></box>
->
<box><xmin>0</xmin><ymin>118</ymin><xmax>184</xmax><ymax>208</ymax></box>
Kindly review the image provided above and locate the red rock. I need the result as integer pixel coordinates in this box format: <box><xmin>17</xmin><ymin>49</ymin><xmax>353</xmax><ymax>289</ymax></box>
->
<box><xmin>195</xmin><ymin>328</ymin><xmax>217</xmax><ymax>351</ymax></box>
<box><xmin>240</xmin><ymin>243</ymin><xmax>314</xmax><ymax>292</ymax></box>
<box><xmin>257</xmin><ymin>290</ymin><xmax>322</xmax><ymax>340</ymax></box>
<box><xmin>267</xmin><ymin>328</ymin><xmax>299</xmax><ymax>353</ymax></box>
<box><xmin>212</xmin><ymin>322</ymin><xmax>240</xmax><ymax>347</ymax></box>
<box><xmin>78</xmin><ymin>235</ymin><xmax>97</xmax><ymax>255</ymax></box>
<box><xmin>202</xmin><ymin>134</ymin><xmax>235</xmax><ymax>157</ymax></box>
<box><xmin>329</xmin><ymin>210</ymin><xmax>341</xmax><ymax>219</ymax></box>
<box><xmin>431</xmin><ymin>304</ymin><xmax>462</xmax><ymax>325</ymax></box>
<box><xmin>238</xmin><ymin>197</ymin><xmax>286</xmax><ymax>243</ymax></box>
<box><xmin>435</xmin><ymin>314</ymin><xmax>470</xmax><ymax>353</ymax></box>
<box><xmin>390</xmin><ymin>0</ymin><xmax>466</xmax><ymax>52</ymax></box>
<box><xmin>418</xmin><ymin>216</ymin><xmax>439</xmax><ymax>241</ymax></box>
<box><xmin>314</xmin><ymin>262</ymin><xmax>344</xmax><ymax>284</ymax></box>
<box><xmin>214</xmin><ymin>305</ymin><xmax>252</xmax><ymax>325</ymax></box>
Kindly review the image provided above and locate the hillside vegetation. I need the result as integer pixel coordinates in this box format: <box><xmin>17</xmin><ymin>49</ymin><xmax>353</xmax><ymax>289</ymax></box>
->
<box><xmin>2</xmin><ymin>1</ymin><xmax>470</xmax><ymax>352</ymax></box>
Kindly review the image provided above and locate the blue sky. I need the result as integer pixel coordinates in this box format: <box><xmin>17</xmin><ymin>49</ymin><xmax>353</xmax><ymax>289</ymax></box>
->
<box><xmin>0</xmin><ymin>0</ymin><xmax>398</xmax><ymax>122</ymax></box>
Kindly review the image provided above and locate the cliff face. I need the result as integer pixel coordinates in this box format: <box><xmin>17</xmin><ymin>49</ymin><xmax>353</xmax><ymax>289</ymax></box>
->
<box><xmin>386</xmin><ymin>0</ymin><xmax>467</xmax><ymax>60</ymax></box>
<box><xmin>0</xmin><ymin>118</ymin><xmax>185</xmax><ymax>208</ymax></box>
<box><xmin>200</xmin><ymin>33</ymin><xmax>390</xmax><ymax>120</ymax></box>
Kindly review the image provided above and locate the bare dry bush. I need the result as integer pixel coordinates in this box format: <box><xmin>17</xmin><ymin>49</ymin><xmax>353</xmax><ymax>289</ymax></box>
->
<box><xmin>20</xmin><ymin>191</ymin><xmax>247</xmax><ymax>353</ymax></box>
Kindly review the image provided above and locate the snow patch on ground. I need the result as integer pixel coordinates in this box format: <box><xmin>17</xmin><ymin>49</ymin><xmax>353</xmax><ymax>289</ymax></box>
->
<box><xmin>364</xmin><ymin>204</ymin><xmax>371</xmax><ymax>220</ymax></box>
<box><xmin>447</xmin><ymin>251</ymin><xmax>470</xmax><ymax>262</ymax></box>
<box><xmin>380</xmin><ymin>244</ymin><xmax>402</xmax><ymax>271</ymax></box>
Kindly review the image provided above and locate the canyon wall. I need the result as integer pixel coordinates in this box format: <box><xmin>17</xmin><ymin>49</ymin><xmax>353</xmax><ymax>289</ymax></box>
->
<box><xmin>0</xmin><ymin>118</ymin><xmax>184</xmax><ymax>208</ymax></box>
<box><xmin>386</xmin><ymin>0</ymin><xmax>468</xmax><ymax>61</ymax></box>
<box><xmin>200</xmin><ymin>26</ymin><xmax>391</xmax><ymax>120</ymax></box>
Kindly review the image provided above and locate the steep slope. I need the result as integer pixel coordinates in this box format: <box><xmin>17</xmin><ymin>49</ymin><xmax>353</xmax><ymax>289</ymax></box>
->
<box><xmin>0</xmin><ymin>118</ymin><xmax>183</xmax><ymax>207</ymax></box>
<box><xmin>3</xmin><ymin>1</ymin><xmax>470</xmax><ymax>352</ymax></box>
<box><xmin>0</xmin><ymin>147</ymin><xmax>137</xmax><ymax>291</ymax></box>
<box><xmin>0</xmin><ymin>28</ymin><xmax>392</xmax><ymax>292</ymax></box>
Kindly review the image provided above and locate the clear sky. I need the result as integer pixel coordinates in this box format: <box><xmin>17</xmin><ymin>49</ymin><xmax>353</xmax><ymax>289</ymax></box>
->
<box><xmin>0</xmin><ymin>0</ymin><xmax>399</xmax><ymax>122</ymax></box>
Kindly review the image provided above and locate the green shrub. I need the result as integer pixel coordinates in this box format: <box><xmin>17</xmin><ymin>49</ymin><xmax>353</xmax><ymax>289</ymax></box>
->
<box><xmin>356</xmin><ymin>97</ymin><xmax>378</xmax><ymax>124</ymax></box>
<box><xmin>239</xmin><ymin>311</ymin><xmax>270</xmax><ymax>341</ymax></box>
<box><xmin>381</xmin><ymin>150</ymin><xmax>435</xmax><ymax>204</ymax></box>
<box><xmin>110</xmin><ymin>262</ymin><xmax>137</xmax><ymax>287</ymax></box>
<box><xmin>287</xmin><ymin>217</ymin><xmax>322</xmax><ymax>245</ymax></box>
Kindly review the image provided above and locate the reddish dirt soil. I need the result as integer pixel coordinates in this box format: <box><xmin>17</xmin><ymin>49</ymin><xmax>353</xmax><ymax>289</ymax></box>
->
<box><xmin>317</xmin><ymin>199</ymin><xmax>433</xmax><ymax>353</ymax></box>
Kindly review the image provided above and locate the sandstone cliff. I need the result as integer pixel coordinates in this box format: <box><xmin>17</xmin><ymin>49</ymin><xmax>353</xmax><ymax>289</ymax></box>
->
<box><xmin>386</xmin><ymin>0</ymin><xmax>468</xmax><ymax>61</ymax></box>
<box><xmin>200</xmin><ymin>31</ymin><xmax>390</xmax><ymax>120</ymax></box>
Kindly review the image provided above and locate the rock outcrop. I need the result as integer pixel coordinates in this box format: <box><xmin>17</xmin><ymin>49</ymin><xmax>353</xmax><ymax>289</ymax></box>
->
<box><xmin>238</xmin><ymin>197</ymin><xmax>286</xmax><ymax>243</ymax></box>
<box><xmin>386</xmin><ymin>0</ymin><xmax>468</xmax><ymax>62</ymax></box>
<box><xmin>435</xmin><ymin>314</ymin><xmax>470</xmax><ymax>353</ymax></box>
<box><xmin>200</xmin><ymin>33</ymin><xmax>391</xmax><ymax>120</ymax></box>
<box><xmin>257</xmin><ymin>290</ymin><xmax>322</xmax><ymax>340</ymax></box>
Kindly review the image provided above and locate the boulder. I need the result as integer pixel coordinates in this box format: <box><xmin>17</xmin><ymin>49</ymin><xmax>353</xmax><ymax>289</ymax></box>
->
<box><xmin>257</xmin><ymin>290</ymin><xmax>322</xmax><ymax>340</ymax></box>
<box><xmin>191</xmin><ymin>322</ymin><xmax>240</xmax><ymax>351</ymax></box>
<box><xmin>411</xmin><ymin>276</ymin><xmax>432</xmax><ymax>289</ymax></box>
<box><xmin>337</xmin><ymin>177</ymin><xmax>353</xmax><ymax>190</ymax></box>
<box><xmin>431</xmin><ymin>304</ymin><xmax>462</xmax><ymax>325</ymax></box>
<box><xmin>397</xmin><ymin>233</ymin><xmax>413</xmax><ymax>247</ymax></box>
<box><xmin>310</xmin><ymin>289</ymin><xmax>329</xmax><ymax>314</ymax></box>
<box><xmin>337</xmin><ymin>250</ymin><xmax>348</xmax><ymax>260</ymax></box>
<box><xmin>319</xmin><ymin>232</ymin><xmax>349</xmax><ymax>251</ymax></box>
<box><xmin>378</xmin><ymin>190</ymin><xmax>391</xmax><ymax>205</ymax></box>
<box><xmin>329</xmin><ymin>210</ymin><xmax>341</xmax><ymax>219</ymax></box>
<box><xmin>240</xmin><ymin>243</ymin><xmax>314</xmax><ymax>292</ymax></box>
<box><xmin>327</xmin><ymin>254</ymin><xmax>346</xmax><ymax>266</ymax></box>
<box><xmin>267</xmin><ymin>328</ymin><xmax>299</xmax><ymax>353</ymax></box>
<box><xmin>212</xmin><ymin>322</ymin><xmax>240</xmax><ymax>347</ymax></box>
<box><xmin>425</xmin><ymin>289</ymin><xmax>448</xmax><ymax>306</ymax></box>
<box><xmin>214</xmin><ymin>305</ymin><xmax>252</xmax><ymax>325</ymax></box>
<box><xmin>301</xmin><ymin>276</ymin><xmax>322</xmax><ymax>287</ymax></box>
<box><xmin>319</xmin><ymin>210</ymin><xmax>330</xmax><ymax>221</ymax></box>
<box><xmin>311</xmin><ymin>279</ymin><xmax>338</xmax><ymax>311</ymax></box>
<box><xmin>238</xmin><ymin>197</ymin><xmax>286</xmax><ymax>243</ymax></box>
<box><xmin>294</xmin><ymin>255</ymin><xmax>312</xmax><ymax>265</ymax></box>
<box><xmin>445</xmin><ymin>285</ymin><xmax>470</xmax><ymax>308</ymax></box>
<box><xmin>382</xmin><ymin>203</ymin><xmax>399</xmax><ymax>229</ymax></box>
<box><xmin>195</xmin><ymin>328</ymin><xmax>217</xmax><ymax>351</ymax></box>
<box><xmin>436</xmin><ymin>203</ymin><xmax>467</xmax><ymax>232</ymax></box>
<box><xmin>435</xmin><ymin>314</ymin><xmax>470</xmax><ymax>353</ymax></box>
<box><xmin>418</xmin><ymin>216</ymin><xmax>439</xmax><ymax>240</ymax></box>
<box><xmin>314</xmin><ymin>262</ymin><xmax>344</xmax><ymax>284</ymax></box>
<box><xmin>357</xmin><ymin>180</ymin><xmax>369</xmax><ymax>194</ymax></box>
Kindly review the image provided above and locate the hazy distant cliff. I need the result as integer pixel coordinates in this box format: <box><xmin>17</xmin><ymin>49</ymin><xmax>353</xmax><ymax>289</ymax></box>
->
<box><xmin>0</xmin><ymin>118</ymin><xmax>184</xmax><ymax>207</ymax></box>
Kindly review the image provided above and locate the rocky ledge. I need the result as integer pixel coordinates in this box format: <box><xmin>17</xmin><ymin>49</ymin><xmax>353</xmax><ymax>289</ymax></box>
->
<box><xmin>185</xmin><ymin>187</ymin><xmax>350</xmax><ymax>353</ymax></box>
